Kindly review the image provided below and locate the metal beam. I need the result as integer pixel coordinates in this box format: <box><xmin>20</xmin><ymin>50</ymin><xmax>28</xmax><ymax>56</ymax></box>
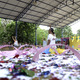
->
<box><xmin>35</xmin><ymin>0</ymin><xmax>65</xmax><ymax>24</ymax></box>
<box><xmin>22</xmin><ymin>17</ymin><xmax>37</xmax><ymax>22</ymax></box>
<box><xmin>23</xmin><ymin>13</ymin><xmax>41</xmax><ymax>18</ymax></box>
<box><xmin>62</xmin><ymin>17</ymin><xmax>80</xmax><ymax>28</ymax></box>
<box><xmin>0</xmin><ymin>7</ymin><xmax>20</xmax><ymax>13</ymax></box>
<box><xmin>0</xmin><ymin>16</ymin><xmax>14</xmax><ymax>21</ymax></box>
<box><xmin>41</xmin><ymin>20</ymin><xmax>67</xmax><ymax>26</ymax></box>
<box><xmin>15</xmin><ymin>0</ymin><xmax>35</xmax><ymax>21</ymax></box>
<box><xmin>17</xmin><ymin>0</ymin><xmax>80</xmax><ymax>9</ymax></box>
<box><xmin>30</xmin><ymin>0</ymin><xmax>80</xmax><ymax>21</ymax></box>
<box><xmin>56</xmin><ymin>0</ymin><xmax>80</xmax><ymax>15</ymax></box>
<box><xmin>23</xmin><ymin>13</ymin><xmax>70</xmax><ymax>23</ymax></box>
<box><xmin>0</xmin><ymin>1</ymin><xmax>24</xmax><ymax>9</ymax></box>
<box><xmin>76</xmin><ymin>0</ymin><xmax>80</xmax><ymax>3</ymax></box>
<box><xmin>51</xmin><ymin>14</ymin><xmax>75</xmax><ymax>27</ymax></box>
<box><xmin>35</xmin><ymin>0</ymin><xmax>78</xmax><ymax>24</ymax></box>
<box><xmin>0</xmin><ymin>0</ymin><xmax>77</xmax><ymax>23</ymax></box>
<box><xmin>0</xmin><ymin>11</ymin><xmax>73</xmax><ymax>24</ymax></box>
<box><xmin>51</xmin><ymin>0</ymin><xmax>80</xmax><ymax>26</ymax></box>
<box><xmin>17</xmin><ymin>0</ymin><xmax>50</xmax><ymax>11</ymax></box>
<box><xmin>38</xmin><ymin>0</ymin><xmax>79</xmax><ymax>18</ymax></box>
<box><xmin>17</xmin><ymin>0</ymin><xmax>79</xmax><ymax>19</ymax></box>
<box><xmin>26</xmin><ymin>10</ymin><xmax>80</xmax><ymax>22</ymax></box>
<box><xmin>18</xmin><ymin>0</ymin><xmax>80</xmax><ymax>16</ymax></box>
<box><xmin>0</xmin><ymin>12</ymin><xmax>39</xmax><ymax>22</ymax></box>
<box><xmin>0</xmin><ymin>12</ymin><xmax>16</xmax><ymax>17</ymax></box>
<box><xmin>15</xmin><ymin>0</ymin><xmax>40</xmax><ymax>21</ymax></box>
<box><xmin>52</xmin><ymin>10</ymin><xmax>80</xmax><ymax>26</ymax></box>
<box><xmin>29</xmin><ymin>9</ymin><xmax>45</xmax><ymax>14</ymax></box>
<box><xmin>52</xmin><ymin>16</ymin><xmax>79</xmax><ymax>27</ymax></box>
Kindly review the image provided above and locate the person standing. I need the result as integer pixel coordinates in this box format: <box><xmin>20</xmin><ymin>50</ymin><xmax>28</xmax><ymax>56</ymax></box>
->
<box><xmin>42</xmin><ymin>36</ymin><xmax>47</xmax><ymax>47</ymax></box>
<box><xmin>43</xmin><ymin>27</ymin><xmax>56</xmax><ymax>54</ymax></box>
<box><xmin>12</xmin><ymin>36</ymin><xmax>19</xmax><ymax>47</ymax></box>
<box><xmin>43</xmin><ymin>38</ymin><xmax>47</xmax><ymax>47</ymax></box>
<box><xmin>47</xmin><ymin>28</ymin><xmax>56</xmax><ymax>45</ymax></box>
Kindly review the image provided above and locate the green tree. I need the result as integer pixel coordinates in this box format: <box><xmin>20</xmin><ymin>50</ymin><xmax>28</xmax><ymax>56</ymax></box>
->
<box><xmin>6</xmin><ymin>21</ymin><xmax>36</xmax><ymax>44</ymax></box>
<box><xmin>0</xmin><ymin>18</ymin><xmax>4</xmax><ymax>34</ymax></box>
<box><xmin>63</xmin><ymin>26</ymin><xmax>73</xmax><ymax>37</ymax></box>
<box><xmin>0</xmin><ymin>21</ymin><xmax>36</xmax><ymax>44</ymax></box>
<box><xmin>55</xmin><ymin>28</ymin><xmax>62</xmax><ymax>38</ymax></box>
<box><xmin>16</xmin><ymin>21</ymin><xmax>35</xmax><ymax>44</ymax></box>
<box><xmin>0</xmin><ymin>18</ymin><xmax>1</xmax><ymax>27</ymax></box>
<box><xmin>77</xmin><ymin>29</ymin><xmax>80</xmax><ymax>35</ymax></box>
<box><xmin>37</xmin><ymin>27</ymin><xmax>48</xmax><ymax>45</ymax></box>
<box><xmin>55</xmin><ymin>26</ymin><xmax>73</xmax><ymax>38</ymax></box>
<box><xmin>0</xmin><ymin>19</ymin><xmax>12</xmax><ymax>32</ymax></box>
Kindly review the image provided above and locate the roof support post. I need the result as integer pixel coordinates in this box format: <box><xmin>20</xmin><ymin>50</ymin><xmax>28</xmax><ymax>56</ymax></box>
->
<box><xmin>35</xmin><ymin>24</ymin><xmax>37</xmax><ymax>46</ymax></box>
<box><xmin>15</xmin><ymin>21</ymin><xmax>18</xmax><ymax>40</ymax></box>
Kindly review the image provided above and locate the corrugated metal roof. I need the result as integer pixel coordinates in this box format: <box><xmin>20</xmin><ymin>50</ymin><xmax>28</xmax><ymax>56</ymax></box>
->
<box><xmin>0</xmin><ymin>0</ymin><xmax>80</xmax><ymax>28</ymax></box>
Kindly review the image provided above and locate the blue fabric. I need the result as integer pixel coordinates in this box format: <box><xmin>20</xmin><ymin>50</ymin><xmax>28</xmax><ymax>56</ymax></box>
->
<box><xmin>43</xmin><ymin>48</ymin><xmax>50</xmax><ymax>54</ymax></box>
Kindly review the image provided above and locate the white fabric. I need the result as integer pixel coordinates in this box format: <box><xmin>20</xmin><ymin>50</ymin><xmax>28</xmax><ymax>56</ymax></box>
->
<box><xmin>43</xmin><ymin>40</ymin><xmax>47</xmax><ymax>47</ymax></box>
<box><xmin>14</xmin><ymin>40</ymin><xmax>18</xmax><ymax>46</ymax></box>
<box><xmin>47</xmin><ymin>34</ymin><xmax>56</xmax><ymax>45</ymax></box>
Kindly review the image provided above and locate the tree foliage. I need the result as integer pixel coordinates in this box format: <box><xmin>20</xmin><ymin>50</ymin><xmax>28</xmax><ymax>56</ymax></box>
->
<box><xmin>37</xmin><ymin>27</ymin><xmax>48</xmax><ymax>45</ymax></box>
<box><xmin>0</xmin><ymin>18</ymin><xmax>4</xmax><ymax>34</ymax></box>
<box><xmin>0</xmin><ymin>21</ymin><xmax>36</xmax><ymax>44</ymax></box>
<box><xmin>55</xmin><ymin>26</ymin><xmax>73</xmax><ymax>38</ymax></box>
<box><xmin>62</xmin><ymin>26</ymin><xmax>73</xmax><ymax>37</ymax></box>
<box><xmin>0</xmin><ymin>19</ymin><xmax>12</xmax><ymax>43</ymax></box>
<box><xmin>0</xmin><ymin>19</ymin><xmax>12</xmax><ymax>32</ymax></box>
<box><xmin>0</xmin><ymin>19</ymin><xmax>49</xmax><ymax>45</ymax></box>
<box><xmin>7</xmin><ymin>21</ymin><xmax>36</xmax><ymax>44</ymax></box>
<box><xmin>77</xmin><ymin>29</ymin><xmax>80</xmax><ymax>35</ymax></box>
<box><xmin>0</xmin><ymin>18</ymin><xmax>74</xmax><ymax>45</ymax></box>
<box><xmin>55</xmin><ymin>28</ymin><xmax>62</xmax><ymax>38</ymax></box>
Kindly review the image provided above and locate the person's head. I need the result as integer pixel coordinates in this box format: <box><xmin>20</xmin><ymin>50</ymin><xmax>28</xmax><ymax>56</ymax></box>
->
<box><xmin>48</xmin><ymin>28</ymin><xmax>55</xmax><ymax>34</ymax></box>
<box><xmin>44</xmin><ymin>38</ymin><xmax>46</xmax><ymax>40</ymax></box>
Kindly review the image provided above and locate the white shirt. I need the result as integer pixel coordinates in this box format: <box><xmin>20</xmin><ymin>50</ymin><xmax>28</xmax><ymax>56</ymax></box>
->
<box><xmin>14</xmin><ymin>40</ymin><xmax>18</xmax><ymax>46</ymax></box>
<box><xmin>47</xmin><ymin>34</ymin><xmax>56</xmax><ymax>45</ymax></box>
<box><xmin>43</xmin><ymin>40</ymin><xmax>47</xmax><ymax>47</ymax></box>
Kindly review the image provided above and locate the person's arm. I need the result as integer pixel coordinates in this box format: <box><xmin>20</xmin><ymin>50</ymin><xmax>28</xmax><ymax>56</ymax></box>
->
<box><xmin>12</xmin><ymin>36</ymin><xmax>16</xmax><ymax>42</ymax></box>
<box><xmin>15</xmin><ymin>36</ymin><xmax>16</xmax><ymax>40</ymax></box>
<box><xmin>12</xmin><ymin>36</ymin><xmax>15</xmax><ymax>41</ymax></box>
<box><xmin>47</xmin><ymin>40</ymin><xmax>50</xmax><ymax>45</ymax></box>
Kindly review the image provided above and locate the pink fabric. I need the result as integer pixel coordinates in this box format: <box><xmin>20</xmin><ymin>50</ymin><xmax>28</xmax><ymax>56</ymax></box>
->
<box><xmin>29</xmin><ymin>46</ymin><xmax>37</xmax><ymax>54</ymax></box>
<box><xmin>0</xmin><ymin>44</ymin><xmax>80</xmax><ymax>61</ymax></box>
<box><xmin>33</xmin><ymin>44</ymin><xmax>58</xmax><ymax>62</ymax></box>
<box><xmin>17</xmin><ymin>44</ymin><xmax>29</xmax><ymax>55</ymax></box>
<box><xmin>17</xmin><ymin>44</ymin><xmax>36</xmax><ymax>55</ymax></box>
<box><xmin>18</xmin><ymin>44</ymin><xmax>28</xmax><ymax>50</ymax></box>
<box><xmin>0</xmin><ymin>50</ymin><xmax>17</xmax><ymax>58</ymax></box>
<box><xmin>0</xmin><ymin>44</ymin><xmax>36</xmax><ymax>57</ymax></box>
<box><xmin>0</xmin><ymin>45</ymin><xmax>18</xmax><ymax>58</ymax></box>
<box><xmin>67</xmin><ymin>46</ymin><xmax>80</xmax><ymax>60</ymax></box>
<box><xmin>32</xmin><ymin>44</ymin><xmax>80</xmax><ymax>62</ymax></box>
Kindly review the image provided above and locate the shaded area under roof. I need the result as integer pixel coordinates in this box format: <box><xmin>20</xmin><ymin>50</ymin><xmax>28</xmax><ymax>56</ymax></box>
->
<box><xmin>0</xmin><ymin>0</ymin><xmax>80</xmax><ymax>28</ymax></box>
